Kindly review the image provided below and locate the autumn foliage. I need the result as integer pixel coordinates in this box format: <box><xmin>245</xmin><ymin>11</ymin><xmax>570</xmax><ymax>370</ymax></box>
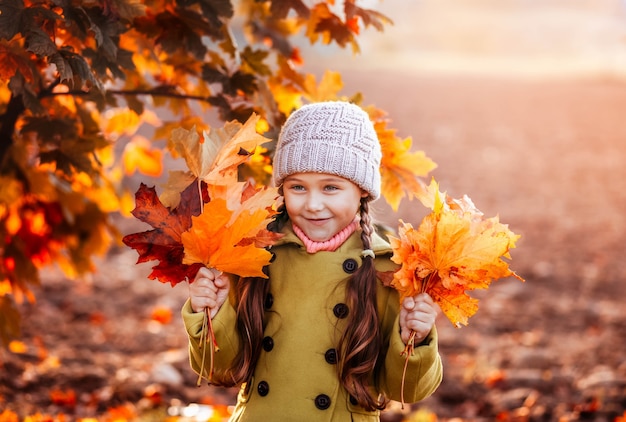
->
<box><xmin>0</xmin><ymin>0</ymin><xmax>522</xmax><ymax>355</ymax></box>
<box><xmin>123</xmin><ymin>114</ymin><xmax>282</xmax><ymax>285</ymax></box>
<box><xmin>0</xmin><ymin>0</ymin><xmax>393</xmax><ymax>345</ymax></box>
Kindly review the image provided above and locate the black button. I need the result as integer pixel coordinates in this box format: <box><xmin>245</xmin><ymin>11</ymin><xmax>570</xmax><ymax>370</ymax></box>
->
<box><xmin>324</xmin><ymin>348</ymin><xmax>337</xmax><ymax>364</ymax></box>
<box><xmin>333</xmin><ymin>303</ymin><xmax>349</xmax><ymax>319</ymax></box>
<box><xmin>342</xmin><ymin>258</ymin><xmax>358</xmax><ymax>273</ymax></box>
<box><xmin>264</xmin><ymin>293</ymin><xmax>274</xmax><ymax>310</ymax></box>
<box><xmin>349</xmin><ymin>395</ymin><xmax>358</xmax><ymax>405</ymax></box>
<box><xmin>262</xmin><ymin>336</ymin><xmax>274</xmax><ymax>352</ymax></box>
<box><xmin>257</xmin><ymin>381</ymin><xmax>269</xmax><ymax>396</ymax></box>
<box><xmin>314</xmin><ymin>394</ymin><xmax>331</xmax><ymax>410</ymax></box>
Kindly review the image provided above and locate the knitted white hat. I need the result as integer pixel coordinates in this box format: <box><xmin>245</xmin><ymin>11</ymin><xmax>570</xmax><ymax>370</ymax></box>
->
<box><xmin>273</xmin><ymin>101</ymin><xmax>382</xmax><ymax>199</ymax></box>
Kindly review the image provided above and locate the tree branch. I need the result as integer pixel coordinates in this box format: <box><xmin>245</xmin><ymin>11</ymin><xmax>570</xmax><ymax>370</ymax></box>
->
<box><xmin>43</xmin><ymin>88</ymin><xmax>213</xmax><ymax>103</ymax></box>
<box><xmin>0</xmin><ymin>94</ymin><xmax>26</xmax><ymax>169</ymax></box>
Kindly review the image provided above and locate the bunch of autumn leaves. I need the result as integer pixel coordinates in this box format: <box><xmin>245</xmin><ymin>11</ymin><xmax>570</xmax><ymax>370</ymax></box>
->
<box><xmin>123</xmin><ymin>115</ymin><xmax>282</xmax><ymax>287</ymax></box>
<box><xmin>123</xmin><ymin>111</ymin><xmax>523</xmax><ymax>333</ymax></box>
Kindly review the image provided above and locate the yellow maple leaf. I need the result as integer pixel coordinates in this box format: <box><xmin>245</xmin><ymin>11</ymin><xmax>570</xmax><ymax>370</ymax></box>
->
<box><xmin>165</xmin><ymin>114</ymin><xmax>271</xmax><ymax>207</ymax></box>
<box><xmin>305</xmin><ymin>3</ymin><xmax>332</xmax><ymax>45</ymax></box>
<box><xmin>303</xmin><ymin>70</ymin><xmax>344</xmax><ymax>102</ymax></box>
<box><xmin>122</xmin><ymin>135</ymin><xmax>163</xmax><ymax>177</ymax></box>
<box><xmin>365</xmin><ymin>106</ymin><xmax>437</xmax><ymax>211</ymax></box>
<box><xmin>417</xmin><ymin>178</ymin><xmax>484</xmax><ymax>218</ymax></box>
<box><xmin>181</xmin><ymin>183</ymin><xmax>280</xmax><ymax>278</ymax></box>
<box><xmin>388</xmin><ymin>186</ymin><xmax>523</xmax><ymax>327</ymax></box>
<box><xmin>168</xmin><ymin>125</ymin><xmax>216</xmax><ymax>181</ymax></box>
<box><xmin>170</xmin><ymin>114</ymin><xmax>271</xmax><ymax>184</ymax></box>
<box><xmin>156</xmin><ymin>117</ymin><xmax>209</xmax><ymax>143</ymax></box>
<box><xmin>105</xmin><ymin>108</ymin><xmax>161</xmax><ymax>138</ymax></box>
<box><xmin>268</xmin><ymin>77</ymin><xmax>303</xmax><ymax>115</ymax></box>
<box><xmin>158</xmin><ymin>170</ymin><xmax>197</xmax><ymax>209</ymax></box>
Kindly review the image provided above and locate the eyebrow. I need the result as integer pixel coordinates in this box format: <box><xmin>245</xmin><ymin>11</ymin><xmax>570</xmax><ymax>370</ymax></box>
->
<box><xmin>285</xmin><ymin>175</ymin><xmax>347</xmax><ymax>184</ymax></box>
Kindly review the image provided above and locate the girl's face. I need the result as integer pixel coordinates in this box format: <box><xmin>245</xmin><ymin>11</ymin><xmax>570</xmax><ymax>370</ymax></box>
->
<box><xmin>283</xmin><ymin>172</ymin><xmax>368</xmax><ymax>242</ymax></box>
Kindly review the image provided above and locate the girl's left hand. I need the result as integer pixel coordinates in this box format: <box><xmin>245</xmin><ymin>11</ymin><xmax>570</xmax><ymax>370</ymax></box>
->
<box><xmin>399</xmin><ymin>293</ymin><xmax>438</xmax><ymax>345</ymax></box>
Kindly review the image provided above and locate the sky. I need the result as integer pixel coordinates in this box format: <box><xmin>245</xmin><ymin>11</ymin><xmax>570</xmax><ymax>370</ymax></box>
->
<box><xmin>313</xmin><ymin>0</ymin><xmax>626</xmax><ymax>78</ymax></box>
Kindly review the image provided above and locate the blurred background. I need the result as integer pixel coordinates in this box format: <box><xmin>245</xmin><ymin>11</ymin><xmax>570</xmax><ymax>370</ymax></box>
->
<box><xmin>325</xmin><ymin>0</ymin><xmax>626</xmax><ymax>278</ymax></box>
<box><xmin>327</xmin><ymin>0</ymin><xmax>626</xmax><ymax>77</ymax></box>
<box><xmin>328</xmin><ymin>1</ymin><xmax>626</xmax><ymax>419</ymax></box>
<box><xmin>4</xmin><ymin>0</ymin><xmax>626</xmax><ymax>420</ymax></box>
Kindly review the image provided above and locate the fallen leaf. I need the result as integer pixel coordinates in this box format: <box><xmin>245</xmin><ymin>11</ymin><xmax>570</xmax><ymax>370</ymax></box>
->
<box><xmin>8</xmin><ymin>340</ymin><xmax>27</xmax><ymax>354</ymax></box>
<box><xmin>151</xmin><ymin>306</ymin><xmax>173</xmax><ymax>324</ymax></box>
<box><xmin>0</xmin><ymin>409</ymin><xmax>19</xmax><ymax>422</ymax></box>
<box><xmin>49</xmin><ymin>388</ymin><xmax>76</xmax><ymax>407</ymax></box>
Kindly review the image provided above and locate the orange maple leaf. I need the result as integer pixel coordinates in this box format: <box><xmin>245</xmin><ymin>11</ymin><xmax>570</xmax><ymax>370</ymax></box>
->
<box><xmin>181</xmin><ymin>182</ymin><xmax>280</xmax><ymax>278</ymax></box>
<box><xmin>388</xmin><ymin>185</ymin><xmax>523</xmax><ymax>327</ymax></box>
<box><xmin>0</xmin><ymin>40</ymin><xmax>35</xmax><ymax>83</ymax></box>
<box><xmin>346</xmin><ymin>16</ymin><xmax>360</xmax><ymax>34</ymax></box>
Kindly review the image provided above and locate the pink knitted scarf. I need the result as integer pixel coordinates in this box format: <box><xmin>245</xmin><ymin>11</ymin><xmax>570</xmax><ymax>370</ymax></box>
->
<box><xmin>292</xmin><ymin>219</ymin><xmax>359</xmax><ymax>253</ymax></box>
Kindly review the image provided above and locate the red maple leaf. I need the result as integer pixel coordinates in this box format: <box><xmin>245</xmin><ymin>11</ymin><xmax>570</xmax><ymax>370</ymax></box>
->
<box><xmin>122</xmin><ymin>181</ymin><xmax>207</xmax><ymax>286</ymax></box>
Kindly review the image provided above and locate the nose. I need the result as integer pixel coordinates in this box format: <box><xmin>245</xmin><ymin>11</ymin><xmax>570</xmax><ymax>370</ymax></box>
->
<box><xmin>304</xmin><ymin>191</ymin><xmax>324</xmax><ymax>212</ymax></box>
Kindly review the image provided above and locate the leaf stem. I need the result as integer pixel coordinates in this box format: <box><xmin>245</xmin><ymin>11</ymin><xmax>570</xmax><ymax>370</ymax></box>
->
<box><xmin>399</xmin><ymin>330</ymin><xmax>416</xmax><ymax>407</ymax></box>
<box><xmin>399</xmin><ymin>272</ymin><xmax>434</xmax><ymax>408</ymax></box>
<box><xmin>197</xmin><ymin>178</ymin><xmax>204</xmax><ymax>213</ymax></box>
<box><xmin>197</xmin><ymin>309</ymin><xmax>208</xmax><ymax>386</ymax></box>
<box><xmin>421</xmin><ymin>272</ymin><xmax>434</xmax><ymax>295</ymax></box>
<box><xmin>196</xmin><ymin>308</ymin><xmax>220</xmax><ymax>386</ymax></box>
<box><xmin>206</xmin><ymin>308</ymin><xmax>218</xmax><ymax>380</ymax></box>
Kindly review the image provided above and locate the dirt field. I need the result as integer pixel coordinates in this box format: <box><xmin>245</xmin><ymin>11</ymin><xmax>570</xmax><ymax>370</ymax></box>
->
<box><xmin>354</xmin><ymin>71</ymin><xmax>626</xmax><ymax>421</ymax></box>
<box><xmin>1</xmin><ymin>71</ymin><xmax>625</xmax><ymax>421</ymax></box>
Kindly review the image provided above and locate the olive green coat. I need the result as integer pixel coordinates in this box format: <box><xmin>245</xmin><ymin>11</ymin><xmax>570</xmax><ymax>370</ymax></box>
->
<box><xmin>182</xmin><ymin>226</ymin><xmax>443</xmax><ymax>421</ymax></box>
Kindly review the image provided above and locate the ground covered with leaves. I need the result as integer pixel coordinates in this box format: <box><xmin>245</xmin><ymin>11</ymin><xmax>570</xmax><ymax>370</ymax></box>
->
<box><xmin>2</xmin><ymin>74</ymin><xmax>626</xmax><ymax>421</ymax></box>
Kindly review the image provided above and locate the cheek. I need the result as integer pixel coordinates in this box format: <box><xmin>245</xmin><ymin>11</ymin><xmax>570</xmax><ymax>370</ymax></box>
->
<box><xmin>283</xmin><ymin>195</ymin><xmax>300</xmax><ymax>216</ymax></box>
<box><xmin>352</xmin><ymin>195</ymin><xmax>364</xmax><ymax>215</ymax></box>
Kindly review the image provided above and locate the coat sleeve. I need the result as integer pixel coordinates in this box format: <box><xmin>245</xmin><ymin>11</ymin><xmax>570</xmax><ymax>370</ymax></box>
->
<box><xmin>181</xmin><ymin>288</ymin><xmax>241</xmax><ymax>381</ymax></box>
<box><xmin>376</xmin><ymin>287</ymin><xmax>443</xmax><ymax>403</ymax></box>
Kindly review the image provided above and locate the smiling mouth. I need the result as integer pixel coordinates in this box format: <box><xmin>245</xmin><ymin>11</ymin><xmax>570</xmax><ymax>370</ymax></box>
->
<box><xmin>306</xmin><ymin>218</ymin><xmax>331</xmax><ymax>226</ymax></box>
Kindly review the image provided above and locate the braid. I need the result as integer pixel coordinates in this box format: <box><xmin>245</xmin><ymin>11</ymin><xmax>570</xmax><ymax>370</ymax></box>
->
<box><xmin>359</xmin><ymin>199</ymin><xmax>375</xmax><ymax>247</ymax></box>
<box><xmin>337</xmin><ymin>198</ymin><xmax>387</xmax><ymax>411</ymax></box>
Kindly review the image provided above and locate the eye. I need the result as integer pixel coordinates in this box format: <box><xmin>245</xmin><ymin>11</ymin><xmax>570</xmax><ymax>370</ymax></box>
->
<box><xmin>324</xmin><ymin>185</ymin><xmax>339</xmax><ymax>192</ymax></box>
<box><xmin>287</xmin><ymin>184</ymin><xmax>305</xmax><ymax>191</ymax></box>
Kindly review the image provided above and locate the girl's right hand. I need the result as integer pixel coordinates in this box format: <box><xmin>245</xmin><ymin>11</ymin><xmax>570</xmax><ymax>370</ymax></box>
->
<box><xmin>189</xmin><ymin>267</ymin><xmax>230</xmax><ymax>318</ymax></box>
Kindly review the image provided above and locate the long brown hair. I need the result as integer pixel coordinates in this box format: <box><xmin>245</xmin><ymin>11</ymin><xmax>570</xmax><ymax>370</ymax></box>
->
<box><xmin>211</xmin><ymin>199</ymin><xmax>386</xmax><ymax>411</ymax></box>
<box><xmin>336</xmin><ymin>198</ymin><xmax>386</xmax><ymax>411</ymax></box>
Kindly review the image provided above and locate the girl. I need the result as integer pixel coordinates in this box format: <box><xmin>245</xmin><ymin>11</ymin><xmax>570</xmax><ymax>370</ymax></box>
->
<box><xmin>183</xmin><ymin>101</ymin><xmax>443</xmax><ymax>421</ymax></box>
